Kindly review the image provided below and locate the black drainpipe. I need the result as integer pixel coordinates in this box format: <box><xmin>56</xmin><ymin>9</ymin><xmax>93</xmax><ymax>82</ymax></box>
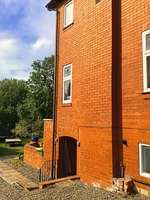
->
<box><xmin>51</xmin><ymin>8</ymin><xmax>60</xmax><ymax>180</ymax></box>
<box><xmin>112</xmin><ymin>0</ymin><xmax>123</xmax><ymax>178</ymax></box>
<box><xmin>46</xmin><ymin>3</ymin><xmax>60</xmax><ymax>179</ymax></box>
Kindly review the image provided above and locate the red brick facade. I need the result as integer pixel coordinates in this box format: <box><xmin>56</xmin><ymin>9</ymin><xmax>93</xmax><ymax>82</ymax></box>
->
<box><xmin>24</xmin><ymin>119</ymin><xmax>53</xmax><ymax>169</ymax></box>
<box><xmin>24</xmin><ymin>144</ymin><xmax>43</xmax><ymax>169</ymax></box>
<box><xmin>45</xmin><ymin>0</ymin><xmax>150</xmax><ymax>192</ymax></box>
<box><xmin>56</xmin><ymin>0</ymin><xmax>113</xmax><ymax>188</ymax></box>
<box><xmin>43</xmin><ymin>119</ymin><xmax>53</xmax><ymax>161</ymax></box>
<box><xmin>121</xmin><ymin>0</ymin><xmax>150</xmax><ymax>191</ymax></box>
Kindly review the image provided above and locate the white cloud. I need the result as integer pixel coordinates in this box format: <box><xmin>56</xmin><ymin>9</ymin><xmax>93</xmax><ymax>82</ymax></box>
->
<box><xmin>32</xmin><ymin>37</ymin><xmax>49</xmax><ymax>50</ymax></box>
<box><xmin>0</xmin><ymin>37</ymin><xmax>18</xmax><ymax>57</ymax></box>
<box><xmin>0</xmin><ymin>0</ymin><xmax>56</xmax><ymax>80</ymax></box>
<box><xmin>0</xmin><ymin>34</ymin><xmax>30</xmax><ymax>80</ymax></box>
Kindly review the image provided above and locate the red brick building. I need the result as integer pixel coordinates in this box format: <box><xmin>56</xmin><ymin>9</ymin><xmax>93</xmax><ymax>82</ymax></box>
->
<box><xmin>45</xmin><ymin>0</ymin><xmax>150</xmax><ymax>194</ymax></box>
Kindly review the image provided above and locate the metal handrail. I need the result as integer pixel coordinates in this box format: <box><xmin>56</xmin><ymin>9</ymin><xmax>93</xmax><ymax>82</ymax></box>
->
<box><xmin>39</xmin><ymin>160</ymin><xmax>52</xmax><ymax>183</ymax></box>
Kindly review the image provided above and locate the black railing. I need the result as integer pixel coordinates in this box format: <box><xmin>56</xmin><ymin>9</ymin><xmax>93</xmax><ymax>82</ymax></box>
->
<box><xmin>39</xmin><ymin>160</ymin><xmax>52</xmax><ymax>183</ymax></box>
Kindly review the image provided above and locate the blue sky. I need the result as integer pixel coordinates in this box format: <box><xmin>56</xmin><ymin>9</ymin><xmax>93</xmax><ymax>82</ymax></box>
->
<box><xmin>0</xmin><ymin>0</ymin><xmax>55</xmax><ymax>80</ymax></box>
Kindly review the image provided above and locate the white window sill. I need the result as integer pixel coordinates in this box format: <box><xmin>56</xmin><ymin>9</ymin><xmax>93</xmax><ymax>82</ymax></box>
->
<box><xmin>63</xmin><ymin>22</ymin><xmax>74</xmax><ymax>30</ymax></box>
<box><xmin>140</xmin><ymin>172</ymin><xmax>150</xmax><ymax>178</ymax></box>
<box><xmin>142</xmin><ymin>87</ymin><xmax>150</xmax><ymax>93</ymax></box>
<box><xmin>63</xmin><ymin>100</ymin><xmax>72</xmax><ymax>104</ymax></box>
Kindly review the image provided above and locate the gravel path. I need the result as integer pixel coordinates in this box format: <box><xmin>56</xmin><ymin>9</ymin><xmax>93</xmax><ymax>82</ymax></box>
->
<box><xmin>0</xmin><ymin>178</ymin><xmax>149</xmax><ymax>200</ymax></box>
<box><xmin>0</xmin><ymin>158</ymin><xmax>149</xmax><ymax>200</ymax></box>
<box><xmin>3</xmin><ymin>158</ymin><xmax>39</xmax><ymax>183</ymax></box>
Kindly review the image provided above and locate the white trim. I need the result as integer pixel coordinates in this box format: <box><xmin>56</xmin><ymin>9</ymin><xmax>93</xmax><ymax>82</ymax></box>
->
<box><xmin>139</xmin><ymin>143</ymin><xmax>150</xmax><ymax>178</ymax></box>
<box><xmin>62</xmin><ymin>64</ymin><xmax>72</xmax><ymax>104</ymax></box>
<box><xmin>64</xmin><ymin>1</ymin><xmax>74</xmax><ymax>28</ymax></box>
<box><xmin>142</xmin><ymin>30</ymin><xmax>150</xmax><ymax>92</ymax></box>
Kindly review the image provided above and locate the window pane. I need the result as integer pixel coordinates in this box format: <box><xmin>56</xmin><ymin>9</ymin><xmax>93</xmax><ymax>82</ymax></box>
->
<box><xmin>65</xmin><ymin>1</ymin><xmax>73</xmax><ymax>26</ymax></box>
<box><xmin>64</xmin><ymin>66</ymin><xmax>71</xmax><ymax>78</ymax></box>
<box><xmin>64</xmin><ymin>80</ymin><xmax>71</xmax><ymax>100</ymax></box>
<box><xmin>146</xmin><ymin>33</ymin><xmax>150</xmax><ymax>50</ymax></box>
<box><xmin>146</xmin><ymin>56</ymin><xmax>150</xmax><ymax>88</ymax></box>
<box><xmin>142</xmin><ymin>146</ymin><xmax>150</xmax><ymax>174</ymax></box>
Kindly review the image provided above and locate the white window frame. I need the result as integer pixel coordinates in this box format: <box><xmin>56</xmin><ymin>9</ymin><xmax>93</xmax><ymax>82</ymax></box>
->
<box><xmin>139</xmin><ymin>143</ymin><xmax>150</xmax><ymax>178</ymax></box>
<box><xmin>64</xmin><ymin>0</ymin><xmax>74</xmax><ymax>28</ymax></box>
<box><xmin>142</xmin><ymin>30</ymin><xmax>150</xmax><ymax>92</ymax></box>
<box><xmin>63</xmin><ymin>64</ymin><xmax>72</xmax><ymax>104</ymax></box>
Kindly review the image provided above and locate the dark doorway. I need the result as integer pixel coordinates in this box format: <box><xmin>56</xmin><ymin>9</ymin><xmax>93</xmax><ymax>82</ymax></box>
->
<box><xmin>57</xmin><ymin>137</ymin><xmax>77</xmax><ymax>178</ymax></box>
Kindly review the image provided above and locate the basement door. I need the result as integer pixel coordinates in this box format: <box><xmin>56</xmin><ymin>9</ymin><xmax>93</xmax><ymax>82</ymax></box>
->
<box><xmin>57</xmin><ymin>137</ymin><xmax>77</xmax><ymax>178</ymax></box>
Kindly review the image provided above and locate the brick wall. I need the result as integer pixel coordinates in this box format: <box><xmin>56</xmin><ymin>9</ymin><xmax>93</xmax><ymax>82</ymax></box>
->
<box><xmin>24</xmin><ymin>119</ymin><xmax>53</xmax><ymax>169</ymax></box>
<box><xmin>121</xmin><ymin>0</ymin><xmax>150</xmax><ymax>190</ymax></box>
<box><xmin>43</xmin><ymin>119</ymin><xmax>53</xmax><ymax>161</ymax></box>
<box><xmin>79</xmin><ymin>127</ymin><xmax>112</xmax><ymax>187</ymax></box>
<box><xmin>49</xmin><ymin>0</ymin><xmax>150</xmax><ymax>191</ymax></box>
<box><xmin>56</xmin><ymin>0</ymin><xmax>113</xmax><ymax>188</ymax></box>
<box><xmin>24</xmin><ymin>144</ymin><xmax>43</xmax><ymax>169</ymax></box>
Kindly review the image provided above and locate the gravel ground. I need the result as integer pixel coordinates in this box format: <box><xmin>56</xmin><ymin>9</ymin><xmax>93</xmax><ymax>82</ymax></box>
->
<box><xmin>0</xmin><ymin>158</ymin><xmax>149</xmax><ymax>200</ymax></box>
<box><xmin>0</xmin><ymin>178</ymin><xmax>149</xmax><ymax>200</ymax></box>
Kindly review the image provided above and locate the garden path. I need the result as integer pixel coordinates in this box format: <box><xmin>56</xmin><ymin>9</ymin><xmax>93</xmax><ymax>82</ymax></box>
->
<box><xmin>0</xmin><ymin>160</ymin><xmax>38</xmax><ymax>190</ymax></box>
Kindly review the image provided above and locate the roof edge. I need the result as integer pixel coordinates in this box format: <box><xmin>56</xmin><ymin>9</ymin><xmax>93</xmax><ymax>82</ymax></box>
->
<box><xmin>46</xmin><ymin>0</ymin><xmax>58</xmax><ymax>11</ymax></box>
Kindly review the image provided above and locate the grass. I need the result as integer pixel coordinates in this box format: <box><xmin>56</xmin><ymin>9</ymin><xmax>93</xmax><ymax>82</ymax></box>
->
<box><xmin>0</xmin><ymin>138</ymin><xmax>31</xmax><ymax>157</ymax></box>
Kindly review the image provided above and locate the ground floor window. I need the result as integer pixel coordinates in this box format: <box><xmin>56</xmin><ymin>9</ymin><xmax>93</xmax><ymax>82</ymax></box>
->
<box><xmin>139</xmin><ymin>143</ymin><xmax>150</xmax><ymax>178</ymax></box>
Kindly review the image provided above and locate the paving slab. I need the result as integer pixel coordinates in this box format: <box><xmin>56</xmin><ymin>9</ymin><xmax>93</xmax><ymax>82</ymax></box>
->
<box><xmin>0</xmin><ymin>160</ymin><xmax>38</xmax><ymax>190</ymax></box>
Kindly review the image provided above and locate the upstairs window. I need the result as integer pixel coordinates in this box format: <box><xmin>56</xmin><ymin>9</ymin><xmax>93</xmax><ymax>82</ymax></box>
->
<box><xmin>64</xmin><ymin>1</ymin><xmax>73</xmax><ymax>28</ymax></box>
<box><xmin>142</xmin><ymin>30</ymin><xmax>150</xmax><ymax>92</ymax></box>
<box><xmin>139</xmin><ymin>144</ymin><xmax>150</xmax><ymax>178</ymax></box>
<box><xmin>63</xmin><ymin>64</ymin><xmax>72</xmax><ymax>104</ymax></box>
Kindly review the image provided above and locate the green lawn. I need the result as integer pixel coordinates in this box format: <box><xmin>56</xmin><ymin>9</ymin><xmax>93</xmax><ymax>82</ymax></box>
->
<box><xmin>0</xmin><ymin>138</ymin><xmax>31</xmax><ymax>157</ymax></box>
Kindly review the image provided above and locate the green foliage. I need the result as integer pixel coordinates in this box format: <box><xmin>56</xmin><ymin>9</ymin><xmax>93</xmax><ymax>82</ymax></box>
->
<box><xmin>15</xmin><ymin>56</ymin><xmax>54</xmax><ymax>137</ymax></box>
<box><xmin>15</xmin><ymin>120</ymin><xmax>29</xmax><ymax>137</ymax></box>
<box><xmin>0</xmin><ymin>56</ymin><xmax>54</xmax><ymax>138</ymax></box>
<box><xmin>0</xmin><ymin>79</ymin><xmax>28</xmax><ymax>136</ymax></box>
<box><xmin>0</xmin><ymin>143</ymin><xmax>23</xmax><ymax>157</ymax></box>
<box><xmin>0</xmin><ymin>138</ymin><xmax>30</xmax><ymax>157</ymax></box>
<box><xmin>27</xmin><ymin>56</ymin><xmax>54</xmax><ymax>119</ymax></box>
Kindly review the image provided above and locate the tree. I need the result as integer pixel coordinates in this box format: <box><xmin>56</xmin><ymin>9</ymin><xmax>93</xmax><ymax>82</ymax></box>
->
<box><xmin>0</xmin><ymin>56</ymin><xmax>54</xmax><ymax>138</ymax></box>
<box><xmin>0</xmin><ymin>79</ymin><xmax>28</xmax><ymax>136</ymax></box>
<box><xmin>27</xmin><ymin>56</ymin><xmax>54</xmax><ymax>119</ymax></box>
<box><xmin>15</xmin><ymin>56</ymin><xmax>54</xmax><ymax>137</ymax></box>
